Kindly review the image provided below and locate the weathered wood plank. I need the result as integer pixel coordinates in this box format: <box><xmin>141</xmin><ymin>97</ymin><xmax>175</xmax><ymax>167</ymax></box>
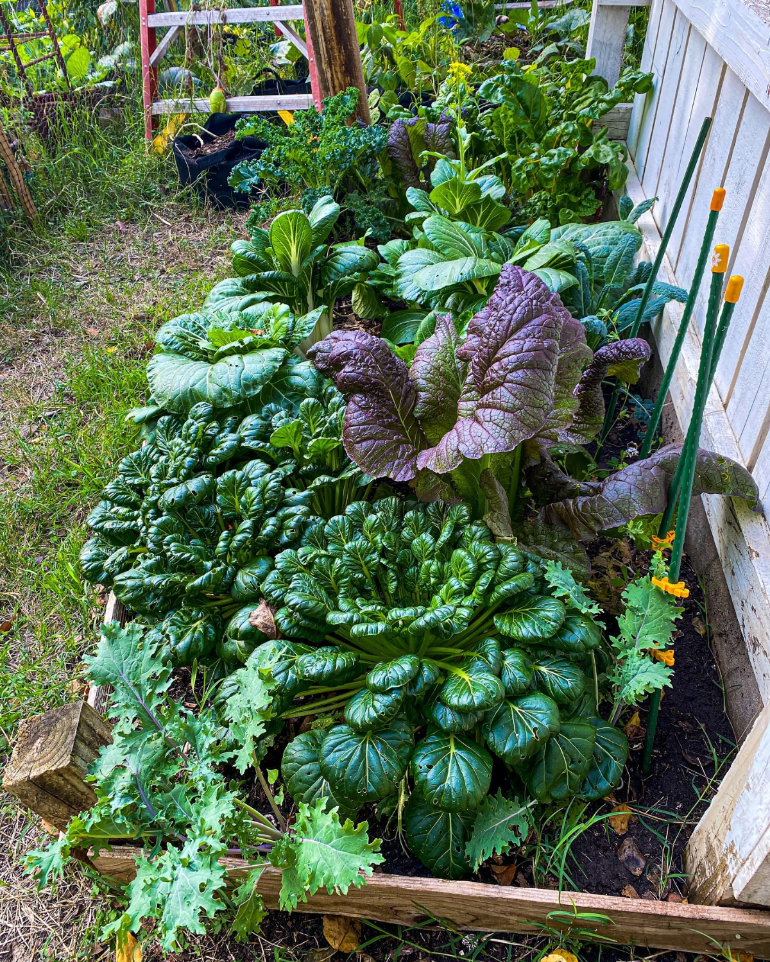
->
<box><xmin>599</xmin><ymin>102</ymin><xmax>633</xmax><ymax>140</ymax></box>
<box><xmin>151</xmin><ymin>94</ymin><xmax>313</xmax><ymax>114</ymax></box>
<box><xmin>640</xmin><ymin>9</ymin><xmax>691</xmax><ymax>201</ymax></box>
<box><xmin>302</xmin><ymin>0</ymin><xmax>369</xmax><ymax>122</ymax></box>
<box><xmin>667</xmin><ymin>0</ymin><xmax>770</xmax><ymax>112</ymax></box>
<box><xmin>87</xmin><ymin>846</ymin><xmax>770</xmax><ymax>955</ymax></box>
<box><xmin>633</xmin><ymin>0</ymin><xmax>677</xmax><ymax>180</ymax></box>
<box><xmin>625</xmin><ymin>161</ymin><xmax>770</xmax><ymax>701</ymax></box>
<box><xmin>147</xmin><ymin>6</ymin><xmax>303</xmax><ymax>26</ymax></box>
<box><xmin>148</xmin><ymin>24</ymin><xmax>182</xmax><ymax>67</ymax></box>
<box><xmin>586</xmin><ymin>1</ymin><xmax>633</xmax><ymax>88</ymax></box>
<box><xmin>686</xmin><ymin>701</ymin><xmax>770</xmax><ymax>906</ymax></box>
<box><xmin>627</xmin><ymin>0</ymin><xmax>666</xmax><ymax>154</ymax></box>
<box><xmin>3</xmin><ymin>702</ymin><xmax>112</xmax><ymax>832</ymax></box>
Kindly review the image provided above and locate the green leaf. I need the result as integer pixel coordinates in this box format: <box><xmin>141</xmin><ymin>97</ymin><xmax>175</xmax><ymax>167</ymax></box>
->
<box><xmin>308</xmin><ymin>195</ymin><xmax>341</xmax><ymax>245</ymax></box>
<box><xmin>530</xmin><ymin>268</ymin><xmax>578</xmax><ymax>293</ymax></box>
<box><xmin>282</xmin><ymin>730</ymin><xmax>354</xmax><ymax>813</ymax></box>
<box><xmin>270</xmin><ymin>210</ymin><xmax>313</xmax><ymax>275</ymax></box>
<box><xmin>580</xmin><ymin>717</ymin><xmax>629</xmax><ymax>800</ymax></box>
<box><xmin>413</xmin><ymin>257</ymin><xmax>502</xmax><ymax>292</ymax></box>
<box><xmin>222</xmin><ymin>658</ymin><xmax>276</xmax><ymax>772</ymax></box>
<box><xmin>319</xmin><ymin>720</ymin><xmax>413</xmax><ymax>802</ymax></box>
<box><xmin>549</xmin><ymin>615</ymin><xmax>602</xmax><ymax>654</ymax></box>
<box><xmin>403</xmin><ymin>793</ymin><xmax>474</xmax><ymax>879</ymax></box>
<box><xmin>440</xmin><ymin>665</ymin><xmax>505</xmax><ymax>712</ymax></box>
<box><xmin>344</xmin><ymin>687</ymin><xmax>406</xmax><ymax>731</ymax></box>
<box><xmin>275</xmin><ymin>799</ymin><xmax>384</xmax><ymax>911</ymax></box>
<box><xmin>366</xmin><ymin>654</ymin><xmax>421</xmax><ymax>693</ymax></box>
<box><xmin>381</xmin><ymin>310</ymin><xmax>431</xmax><ymax>345</ymax></box>
<box><xmin>231</xmin><ymin>868</ymin><xmax>267</xmax><ymax>942</ymax></box>
<box><xmin>296</xmin><ymin>647</ymin><xmax>360</xmax><ymax>684</ymax></box>
<box><xmin>543</xmin><ymin>560</ymin><xmax>602</xmax><ymax>616</ymax></box>
<box><xmin>526</xmin><ymin>719</ymin><xmax>597</xmax><ymax>803</ymax></box>
<box><xmin>466</xmin><ymin>790</ymin><xmax>533</xmax><ymax>870</ymax></box>
<box><xmin>532</xmin><ymin>655</ymin><xmax>587</xmax><ymax>705</ymax></box>
<box><xmin>427</xmin><ymin>697</ymin><xmax>484</xmax><ymax>733</ymax></box>
<box><xmin>482</xmin><ymin>693</ymin><xmax>560</xmax><ymax>764</ymax></box>
<box><xmin>429</xmin><ymin>179</ymin><xmax>483</xmax><ymax>216</ymax></box>
<box><xmin>411</xmin><ymin>729</ymin><xmax>492</xmax><ymax>812</ymax></box>
<box><xmin>500</xmin><ymin>647</ymin><xmax>534</xmax><ymax>696</ymax></box>
<box><xmin>495</xmin><ymin>596</ymin><xmax>566</xmax><ymax>642</ymax></box>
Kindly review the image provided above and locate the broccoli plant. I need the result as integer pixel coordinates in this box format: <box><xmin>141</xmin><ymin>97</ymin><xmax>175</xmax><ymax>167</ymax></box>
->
<box><xmin>250</xmin><ymin>496</ymin><xmax>624</xmax><ymax>878</ymax></box>
<box><xmin>25</xmin><ymin>623</ymin><xmax>383</xmax><ymax>953</ymax></box>
<box><xmin>205</xmin><ymin>196</ymin><xmax>382</xmax><ymax>349</ymax></box>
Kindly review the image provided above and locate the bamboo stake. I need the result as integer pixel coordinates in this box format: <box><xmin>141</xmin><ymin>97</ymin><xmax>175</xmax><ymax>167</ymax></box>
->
<box><xmin>597</xmin><ymin>117</ymin><xmax>712</xmax><ymax>449</ymax></box>
<box><xmin>639</xmin><ymin>187</ymin><xmax>726</xmax><ymax>459</ymax></box>
<box><xmin>0</xmin><ymin>121</ymin><xmax>36</xmax><ymax>220</ymax></box>
<box><xmin>642</xmin><ymin>247</ymin><xmax>735</xmax><ymax>775</ymax></box>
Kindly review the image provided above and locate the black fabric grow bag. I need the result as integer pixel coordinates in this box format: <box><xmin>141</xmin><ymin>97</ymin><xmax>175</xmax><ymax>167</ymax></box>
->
<box><xmin>172</xmin><ymin>113</ymin><xmax>266</xmax><ymax>209</ymax></box>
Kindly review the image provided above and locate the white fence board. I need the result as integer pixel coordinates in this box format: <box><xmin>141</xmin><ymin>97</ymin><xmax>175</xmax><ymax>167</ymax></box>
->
<box><xmin>634</xmin><ymin>0</ymin><xmax>678</xmax><ymax>178</ymax></box>
<box><xmin>628</xmin><ymin>0</ymin><xmax>666</xmax><ymax>153</ymax></box>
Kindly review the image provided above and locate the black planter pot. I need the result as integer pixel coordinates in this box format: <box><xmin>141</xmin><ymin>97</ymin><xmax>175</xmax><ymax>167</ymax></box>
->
<box><xmin>172</xmin><ymin>113</ymin><xmax>266</xmax><ymax>210</ymax></box>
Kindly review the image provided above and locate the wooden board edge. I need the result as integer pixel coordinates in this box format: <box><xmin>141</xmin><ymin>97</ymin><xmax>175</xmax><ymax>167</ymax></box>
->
<box><xmin>623</xmin><ymin>158</ymin><xmax>770</xmax><ymax>703</ymax></box>
<box><xmin>89</xmin><ymin>847</ymin><xmax>770</xmax><ymax>956</ymax></box>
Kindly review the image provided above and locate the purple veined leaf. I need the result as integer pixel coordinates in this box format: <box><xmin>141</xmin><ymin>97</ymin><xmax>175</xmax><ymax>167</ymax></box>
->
<box><xmin>417</xmin><ymin>266</ymin><xmax>564</xmax><ymax>474</ymax></box>
<box><xmin>387</xmin><ymin>119</ymin><xmax>422</xmax><ymax>189</ymax></box>
<box><xmin>564</xmin><ymin>338</ymin><xmax>651</xmax><ymax>444</ymax></box>
<box><xmin>522</xmin><ymin>439</ymin><xmax>592</xmax><ymax>506</ymax></box>
<box><xmin>411</xmin><ymin>313</ymin><xmax>467</xmax><ymax>445</ymax></box>
<box><xmin>541</xmin><ymin>443</ymin><xmax>759</xmax><ymax>540</ymax></box>
<box><xmin>479</xmin><ymin>468</ymin><xmax>513</xmax><ymax>539</ymax></box>
<box><xmin>540</xmin><ymin>312</ymin><xmax>593</xmax><ymax>443</ymax></box>
<box><xmin>308</xmin><ymin>331</ymin><xmax>427</xmax><ymax>483</ymax></box>
<box><xmin>511</xmin><ymin>517</ymin><xmax>591</xmax><ymax>583</ymax></box>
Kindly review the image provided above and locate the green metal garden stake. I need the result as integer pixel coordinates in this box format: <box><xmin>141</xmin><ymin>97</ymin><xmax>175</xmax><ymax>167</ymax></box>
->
<box><xmin>642</xmin><ymin>247</ymin><xmax>736</xmax><ymax>775</ymax></box>
<box><xmin>640</xmin><ymin>187</ymin><xmax>726</xmax><ymax>459</ymax></box>
<box><xmin>598</xmin><ymin>116</ymin><xmax>713</xmax><ymax>450</ymax></box>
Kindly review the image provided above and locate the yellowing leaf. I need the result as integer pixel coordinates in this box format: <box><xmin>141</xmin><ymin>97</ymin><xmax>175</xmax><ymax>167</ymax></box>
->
<box><xmin>116</xmin><ymin>932</ymin><xmax>141</xmax><ymax>962</ymax></box>
<box><xmin>323</xmin><ymin>915</ymin><xmax>361</xmax><ymax>953</ymax></box>
<box><xmin>542</xmin><ymin>950</ymin><xmax>579</xmax><ymax>962</ymax></box>
<box><xmin>608</xmin><ymin>803</ymin><xmax>632</xmax><ymax>835</ymax></box>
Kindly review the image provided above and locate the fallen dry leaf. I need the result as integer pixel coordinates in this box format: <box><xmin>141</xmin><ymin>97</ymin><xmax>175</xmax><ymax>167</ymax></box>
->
<box><xmin>0</xmin><ymin>619</ymin><xmax>12</xmax><ymax>632</ymax></box>
<box><xmin>667</xmin><ymin>892</ymin><xmax>683</xmax><ymax>903</ymax></box>
<box><xmin>490</xmin><ymin>863</ymin><xmax>518</xmax><ymax>886</ymax></box>
<box><xmin>85</xmin><ymin>327</ymin><xmax>100</xmax><ymax>337</ymax></box>
<box><xmin>248</xmin><ymin>600</ymin><xmax>278</xmax><ymax>639</ymax></box>
<box><xmin>116</xmin><ymin>932</ymin><xmax>141</xmax><ymax>962</ymax></box>
<box><xmin>542</xmin><ymin>950</ymin><xmax>579</xmax><ymax>962</ymax></box>
<box><xmin>306</xmin><ymin>947</ymin><xmax>336</xmax><ymax>962</ymax></box>
<box><xmin>608</xmin><ymin>803</ymin><xmax>633</xmax><ymax>835</ymax></box>
<box><xmin>323</xmin><ymin>915</ymin><xmax>361</xmax><ymax>953</ymax></box>
<box><xmin>617</xmin><ymin>837</ymin><xmax>646</xmax><ymax>876</ymax></box>
<box><xmin>692</xmin><ymin>615</ymin><xmax>707</xmax><ymax>637</ymax></box>
<box><xmin>736</xmin><ymin>953</ymin><xmax>754</xmax><ymax>962</ymax></box>
<box><xmin>40</xmin><ymin>819</ymin><xmax>58</xmax><ymax>835</ymax></box>
<box><xmin>621</xmin><ymin>884</ymin><xmax>640</xmax><ymax>899</ymax></box>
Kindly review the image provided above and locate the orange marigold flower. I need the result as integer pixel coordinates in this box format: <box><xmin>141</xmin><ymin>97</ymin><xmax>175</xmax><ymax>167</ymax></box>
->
<box><xmin>652</xmin><ymin>649</ymin><xmax>675</xmax><ymax>666</ymax></box>
<box><xmin>651</xmin><ymin>576</ymin><xmax>690</xmax><ymax>599</ymax></box>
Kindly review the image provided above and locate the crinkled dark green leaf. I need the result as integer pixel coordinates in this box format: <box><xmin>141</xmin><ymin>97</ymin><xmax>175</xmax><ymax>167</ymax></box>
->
<box><xmin>482</xmin><ymin>693</ymin><xmax>560</xmax><ymax>764</ymax></box>
<box><xmin>411</xmin><ymin>728</ymin><xmax>492</xmax><ymax>812</ymax></box>
<box><xmin>403</xmin><ymin>793</ymin><xmax>474</xmax><ymax>880</ymax></box>
<box><xmin>319</xmin><ymin>719</ymin><xmax>413</xmax><ymax>802</ymax></box>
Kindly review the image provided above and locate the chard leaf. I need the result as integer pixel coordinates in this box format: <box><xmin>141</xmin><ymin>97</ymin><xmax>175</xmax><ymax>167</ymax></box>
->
<box><xmin>404</xmin><ymin>793</ymin><xmax>474</xmax><ymax>879</ymax></box>
<box><xmin>417</xmin><ymin>265</ymin><xmax>565</xmax><ymax>474</ymax></box>
<box><xmin>308</xmin><ymin>330</ymin><xmax>427</xmax><ymax>482</ymax></box>
<box><xmin>275</xmin><ymin>799</ymin><xmax>384</xmax><ymax>911</ymax></box>
<box><xmin>411</xmin><ymin>728</ymin><xmax>493</xmax><ymax>812</ymax></box>
<box><xmin>466</xmin><ymin>790</ymin><xmax>533</xmax><ymax>870</ymax></box>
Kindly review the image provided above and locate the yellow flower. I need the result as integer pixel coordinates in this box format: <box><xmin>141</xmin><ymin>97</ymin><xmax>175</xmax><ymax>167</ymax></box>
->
<box><xmin>652</xmin><ymin>648</ymin><xmax>675</xmax><ymax>666</ymax></box>
<box><xmin>448</xmin><ymin>61</ymin><xmax>472</xmax><ymax>82</ymax></box>
<box><xmin>651</xmin><ymin>576</ymin><xmax>690</xmax><ymax>599</ymax></box>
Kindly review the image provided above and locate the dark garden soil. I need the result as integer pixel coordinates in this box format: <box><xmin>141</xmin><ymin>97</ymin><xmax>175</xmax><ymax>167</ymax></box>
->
<box><xmin>184</xmin><ymin>129</ymin><xmax>237</xmax><ymax>158</ymax></box>
<box><xmin>153</xmin><ymin>394</ymin><xmax>735</xmax><ymax>961</ymax></box>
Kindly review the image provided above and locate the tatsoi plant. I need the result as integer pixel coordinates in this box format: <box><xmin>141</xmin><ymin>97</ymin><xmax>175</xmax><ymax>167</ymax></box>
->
<box><xmin>25</xmin><ymin>623</ymin><xmax>383</xmax><ymax>952</ymax></box>
<box><xmin>310</xmin><ymin>267</ymin><xmax>759</xmax><ymax>573</ymax></box>
<box><xmin>80</xmin><ymin>402</ymin><xmax>320</xmax><ymax>667</ymax></box>
<box><xmin>205</xmin><ymin>196</ymin><xmax>381</xmax><ymax>349</ymax></box>
<box><xmin>229</xmin><ymin>88</ymin><xmax>391</xmax><ymax>240</ymax></box>
<box><xmin>256</xmin><ymin>497</ymin><xmax>624</xmax><ymax>878</ymax></box>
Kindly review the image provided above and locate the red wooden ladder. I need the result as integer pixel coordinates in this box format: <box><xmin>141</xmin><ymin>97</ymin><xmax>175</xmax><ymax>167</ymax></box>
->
<box><xmin>138</xmin><ymin>1</ymin><xmax>320</xmax><ymax>139</ymax></box>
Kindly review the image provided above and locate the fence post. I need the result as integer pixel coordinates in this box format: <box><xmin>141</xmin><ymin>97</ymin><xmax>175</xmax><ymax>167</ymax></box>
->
<box><xmin>684</xmin><ymin>702</ymin><xmax>770</xmax><ymax>906</ymax></box>
<box><xmin>139</xmin><ymin>0</ymin><xmax>158</xmax><ymax>140</ymax></box>
<box><xmin>302</xmin><ymin>0</ymin><xmax>370</xmax><ymax>123</ymax></box>
<box><xmin>586</xmin><ymin>0</ymin><xmax>633</xmax><ymax>88</ymax></box>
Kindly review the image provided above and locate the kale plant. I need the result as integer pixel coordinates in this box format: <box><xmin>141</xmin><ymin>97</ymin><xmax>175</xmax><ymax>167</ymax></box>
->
<box><xmin>25</xmin><ymin>623</ymin><xmax>383</xmax><ymax>952</ymax></box>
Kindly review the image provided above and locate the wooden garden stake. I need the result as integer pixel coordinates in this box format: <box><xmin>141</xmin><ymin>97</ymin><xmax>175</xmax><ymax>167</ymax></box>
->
<box><xmin>302</xmin><ymin>0</ymin><xmax>371</xmax><ymax>123</ymax></box>
<box><xmin>598</xmin><ymin>117</ymin><xmax>712</xmax><ymax>448</ymax></box>
<box><xmin>642</xmin><ymin>247</ymin><xmax>734</xmax><ymax>775</ymax></box>
<box><xmin>640</xmin><ymin>187</ymin><xmax>726</xmax><ymax>459</ymax></box>
<box><xmin>0</xmin><ymin>121</ymin><xmax>37</xmax><ymax>221</ymax></box>
<box><xmin>3</xmin><ymin>701</ymin><xmax>112</xmax><ymax>832</ymax></box>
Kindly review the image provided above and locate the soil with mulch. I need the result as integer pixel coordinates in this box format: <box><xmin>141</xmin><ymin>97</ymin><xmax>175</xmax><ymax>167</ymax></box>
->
<box><xmin>184</xmin><ymin>129</ymin><xmax>237</xmax><ymax>158</ymax></box>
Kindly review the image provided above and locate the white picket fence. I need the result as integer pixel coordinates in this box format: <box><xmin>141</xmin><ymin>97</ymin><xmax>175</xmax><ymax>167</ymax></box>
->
<box><xmin>589</xmin><ymin>0</ymin><xmax>770</xmax><ymax>700</ymax></box>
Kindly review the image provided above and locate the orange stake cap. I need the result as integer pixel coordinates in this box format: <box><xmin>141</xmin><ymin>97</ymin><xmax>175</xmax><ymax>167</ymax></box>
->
<box><xmin>711</xmin><ymin>244</ymin><xmax>730</xmax><ymax>273</ymax></box>
<box><xmin>725</xmin><ymin>275</ymin><xmax>744</xmax><ymax>303</ymax></box>
<box><xmin>711</xmin><ymin>187</ymin><xmax>726</xmax><ymax>211</ymax></box>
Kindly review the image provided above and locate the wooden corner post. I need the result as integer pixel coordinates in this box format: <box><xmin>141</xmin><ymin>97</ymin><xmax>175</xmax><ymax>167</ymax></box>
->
<box><xmin>685</xmin><ymin>701</ymin><xmax>770</xmax><ymax>907</ymax></box>
<box><xmin>301</xmin><ymin>0</ymin><xmax>370</xmax><ymax>123</ymax></box>
<box><xmin>586</xmin><ymin>0</ymin><xmax>651</xmax><ymax>89</ymax></box>
<box><xmin>3</xmin><ymin>701</ymin><xmax>112</xmax><ymax>832</ymax></box>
